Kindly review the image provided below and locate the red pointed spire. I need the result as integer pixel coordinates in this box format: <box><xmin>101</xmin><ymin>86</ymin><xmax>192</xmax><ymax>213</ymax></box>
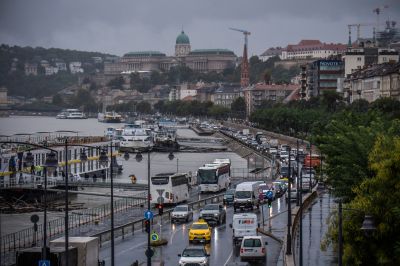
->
<box><xmin>241</xmin><ymin>44</ymin><xmax>249</xmax><ymax>88</ymax></box>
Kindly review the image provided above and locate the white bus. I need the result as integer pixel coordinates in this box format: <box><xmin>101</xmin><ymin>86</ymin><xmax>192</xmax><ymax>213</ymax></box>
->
<box><xmin>198</xmin><ymin>159</ymin><xmax>231</xmax><ymax>193</ymax></box>
<box><xmin>150</xmin><ymin>173</ymin><xmax>189</xmax><ymax>205</ymax></box>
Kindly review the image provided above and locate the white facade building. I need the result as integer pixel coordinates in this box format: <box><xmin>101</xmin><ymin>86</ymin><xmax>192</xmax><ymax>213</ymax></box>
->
<box><xmin>69</xmin><ymin>62</ymin><xmax>84</xmax><ymax>74</ymax></box>
<box><xmin>344</xmin><ymin>48</ymin><xmax>399</xmax><ymax>77</ymax></box>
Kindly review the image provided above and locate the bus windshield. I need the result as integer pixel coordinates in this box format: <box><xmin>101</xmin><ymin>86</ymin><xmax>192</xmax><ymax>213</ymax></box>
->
<box><xmin>151</xmin><ymin>176</ymin><xmax>169</xmax><ymax>185</ymax></box>
<box><xmin>197</xmin><ymin>169</ymin><xmax>217</xmax><ymax>184</ymax></box>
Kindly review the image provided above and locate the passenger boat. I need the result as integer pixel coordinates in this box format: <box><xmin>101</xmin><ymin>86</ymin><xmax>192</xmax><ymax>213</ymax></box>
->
<box><xmin>119</xmin><ymin>122</ymin><xmax>153</xmax><ymax>152</ymax></box>
<box><xmin>56</xmin><ymin>109</ymin><xmax>87</xmax><ymax>119</ymax></box>
<box><xmin>98</xmin><ymin>111</ymin><xmax>122</xmax><ymax>123</ymax></box>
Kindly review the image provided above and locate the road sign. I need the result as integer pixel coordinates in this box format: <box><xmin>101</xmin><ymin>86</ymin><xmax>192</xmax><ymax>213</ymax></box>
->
<box><xmin>145</xmin><ymin>248</ymin><xmax>154</xmax><ymax>258</ymax></box>
<box><xmin>151</xmin><ymin>232</ymin><xmax>159</xmax><ymax>242</ymax></box>
<box><xmin>157</xmin><ymin>196</ymin><xmax>164</xmax><ymax>204</ymax></box>
<box><xmin>144</xmin><ymin>210</ymin><xmax>154</xmax><ymax>220</ymax></box>
<box><xmin>38</xmin><ymin>260</ymin><xmax>50</xmax><ymax>266</ymax></box>
<box><xmin>156</xmin><ymin>189</ymin><xmax>164</xmax><ymax>196</ymax></box>
<box><xmin>266</xmin><ymin>191</ymin><xmax>274</xmax><ymax>200</ymax></box>
<box><xmin>30</xmin><ymin>214</ymin><xmax>39</xmax><ymax>223</ymax></box>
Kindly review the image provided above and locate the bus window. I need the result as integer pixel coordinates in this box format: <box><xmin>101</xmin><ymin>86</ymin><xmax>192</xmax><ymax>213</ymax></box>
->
<box><xmin>171</xmin><ymin>175</ymin><xmax>188</xmax><ymax>186</ymax></box>
<box><xmin>151</xmin><ymin>176</ymin><xmax>169</xmax><ymax>185</ymax></box>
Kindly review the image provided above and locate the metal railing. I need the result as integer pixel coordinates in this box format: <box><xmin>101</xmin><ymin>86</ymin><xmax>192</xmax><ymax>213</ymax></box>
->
<box><xmin>1</xmin><ymin>192</ymin><xmax>146</xmax><ymax>260</ymax></box>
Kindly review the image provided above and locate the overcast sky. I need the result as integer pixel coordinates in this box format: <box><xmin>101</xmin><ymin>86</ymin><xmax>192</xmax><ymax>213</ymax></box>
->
<box><xmin>0</xmin><ymin>0</ymin><xmax>399</xmax><ymax>57</ymax></box>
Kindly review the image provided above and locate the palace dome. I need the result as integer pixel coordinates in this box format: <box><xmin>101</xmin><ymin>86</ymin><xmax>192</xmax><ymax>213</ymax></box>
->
<box><xmin>176</xmin><ymin>31</ymin><xmax>190</xmax><ymax>44</ymax></box>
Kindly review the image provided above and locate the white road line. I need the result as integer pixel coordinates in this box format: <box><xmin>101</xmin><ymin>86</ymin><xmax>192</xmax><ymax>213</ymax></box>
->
<box><xmin>223</xmin><ymin>249</ymin><xmax>234</xmax><ymax>266</ymax></box>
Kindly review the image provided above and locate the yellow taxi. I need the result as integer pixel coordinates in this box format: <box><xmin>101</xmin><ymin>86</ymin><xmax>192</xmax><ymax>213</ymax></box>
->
<box><xmin>188</xmin><ymin>219</ymin><xmax>212</xmax><ymax>244</ymax></box>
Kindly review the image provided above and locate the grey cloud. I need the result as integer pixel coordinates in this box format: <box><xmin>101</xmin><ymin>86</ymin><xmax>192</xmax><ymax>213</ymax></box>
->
<box><xmin>0</xmin><ymin>0</ymin><xmax>399</xmax><ymax>56</ymax></box>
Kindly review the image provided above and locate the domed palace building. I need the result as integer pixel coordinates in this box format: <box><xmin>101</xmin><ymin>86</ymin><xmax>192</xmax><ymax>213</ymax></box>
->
<box><xmin>104</xmin><ymin>31</ymin><xmax>237</xmax><ymax>75</ymax></box>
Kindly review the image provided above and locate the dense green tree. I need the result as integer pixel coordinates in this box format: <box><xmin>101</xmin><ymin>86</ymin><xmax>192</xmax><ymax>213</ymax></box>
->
<box><xmin>136</xmin><ymin>101</ymin><xmax>152</xmax><ymax>114</ymax></box>
<box><xmin>231</xmin><ymin>97</ymin><xmax>246</xmax><ymax>117</ymax></box>
<box><xmin>208</xmin><ymin>105</ymin><xmax>230</xmax><ymax>119</ymax></box>
<box><xmin>52</xmin><ymin>94</ymin><xmax>64</xmax><ymax>106</ymax></box>
<box><xmin>322</xmin><ymin>132</ymin><xmax>400</xmax><ymax>265</ymax></box>
<box><xmin>107</xmin><ymin>76</ymin><xmax>124</xmax><ymax>89</ymax></box>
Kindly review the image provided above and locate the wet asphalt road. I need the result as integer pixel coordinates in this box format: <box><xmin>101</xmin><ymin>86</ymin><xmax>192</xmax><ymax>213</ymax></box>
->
<box><xmin>99</xmin><ymin>195</ymin><xmax>289</xmax><ymax>266</ymax></box>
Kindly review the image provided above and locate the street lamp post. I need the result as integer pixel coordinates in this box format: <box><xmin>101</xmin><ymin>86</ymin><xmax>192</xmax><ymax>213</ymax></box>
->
<box><xmin>299</xmin><ymin>145</ymin><xmax>303</xmax><ymax>266</ymax></box>
<box><xmin>286</xmin><ymin>147</ymin><xmax>292</xmax><ymax>255</ymax></box>
<box><xmin>64</xmin><ymin>138</ymin><xmax>69</xmax><ymax>266</ymax></box>
<box><xmin>135</xmin><ymin>148</ymin><xmax>174</xmax><ymax>266</ymax></box>
<box><xmin>41</xmin><ymin>151</ymin><xmax>58</xmax><ymax>261</ymax></box>
<box><xmin>147</xmin><ymin>151</ymin><xmax>151</xmax><ymax>266</ymax></box>
<box><xmin>337</xmin><ymin>199</ymin><xmax>376</xmax><ymax>266</ymax></box>
<box><xmin>296</xmin><ymin>140</ymin><xmax>300</xmax><ymax>207</ymax></box>
<box><xmin>309</xmin><ymin>143</ymin><xmax>312</xmax><ymax>192</ymax></box>
<box><xmin>81</xmin><ymin>142</ymin><xmax>116</xmax><ymax>266</ymax></box>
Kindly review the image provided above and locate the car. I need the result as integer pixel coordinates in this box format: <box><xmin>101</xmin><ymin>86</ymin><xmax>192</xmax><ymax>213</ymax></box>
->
<box><xmin>240</xmin><ymin>236</ymin><xmax>267</xmax><ymax>262</ymax></box>
<box><xmin>171</xmin><ymin>205</ymin><xmax>193</xmax><ymax>223</ymax></box>
<box><xmin>223</xmin><ymin>189</ymin><xmax>235</xmax><ymax>205</ymax></box>
<box><xmin>199</xmin><ymin>204</ymin><xmax>226</xmax><ymax>225</ymax></box>
<box><xmin>272</xmin><ymin>182</ymin><xmax>285</xmax><ymax>198</ymax></box>
<box><xmin>188</xmin><ymin>220</ymin><xmax>212</xmax><ymax>244</ymax></box>
<box><xmin>285</xmin><ymin>188</ymin><xmax>298</xmax><ymax>202</ymax></box>
<box><xmin>178</xmin><ymin>246</ymin><xmax>210</xmax><ymax>266</ymax></box>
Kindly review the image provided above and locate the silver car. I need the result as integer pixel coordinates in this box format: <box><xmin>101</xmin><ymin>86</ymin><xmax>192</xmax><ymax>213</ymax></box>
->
<box><xmin>178</xmin><ymin>246</ymin><xmax>209</xmax><ymax>266</ymax></box>
<box><xmin>171</xmin><ymin>205</ymin><xmax>193</xmax><ymax>223</ymax></box>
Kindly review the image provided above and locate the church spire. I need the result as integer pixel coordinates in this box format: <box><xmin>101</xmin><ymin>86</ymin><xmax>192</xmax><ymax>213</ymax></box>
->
<box><xmin>241</xmin><ymin>43</ymin><xmax>249</xmax><ymax>88</ymax></box>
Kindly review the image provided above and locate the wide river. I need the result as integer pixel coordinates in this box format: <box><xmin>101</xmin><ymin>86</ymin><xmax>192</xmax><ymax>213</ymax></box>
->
<box><xmin>0</xmin><ymin>116</ymin><xmax>247</xmax><ymax>183</ymax></box>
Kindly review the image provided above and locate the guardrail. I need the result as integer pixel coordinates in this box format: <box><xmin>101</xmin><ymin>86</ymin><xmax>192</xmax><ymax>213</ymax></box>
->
<box><xmin>92</xmin><ymin>193</ymin><xmax>225</xmax><ymax>247</ymax></box>
<box><xmin>1</xmin><ymin>192</ymin><xmax>146</xmax><ymax>260</ymax></box>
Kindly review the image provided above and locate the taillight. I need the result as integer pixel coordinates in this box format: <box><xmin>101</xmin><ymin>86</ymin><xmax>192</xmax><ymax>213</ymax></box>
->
<box><xmin>262</xmin><ymin>248</ymin><xmax>265</xmax><ymax>254</ymax></box>
<box><xmin>240</xmin><ymin>248</ymin><xmax>243</xmax><ymax>253</ymax></box>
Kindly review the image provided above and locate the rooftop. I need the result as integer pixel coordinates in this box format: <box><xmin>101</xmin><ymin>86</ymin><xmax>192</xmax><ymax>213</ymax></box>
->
<box><xmin>124</xmin><ymin>51</ymin><xmax>166</xmax><ymax>57</ymax></box>
<box><xmin>189</xmin><ymin>49</ymin><xmax>235</xmax><ymax>56</ymax></box>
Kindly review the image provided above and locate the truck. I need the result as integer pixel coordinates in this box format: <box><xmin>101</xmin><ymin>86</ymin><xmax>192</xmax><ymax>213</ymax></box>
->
<box><xmin>230</xmin><ymin>213</ymin><xmax>258</xmax><ymax>246</ymax></box>
<box><xmin>233</xmin><ymin>181</ymin><xmax>264</xmax><ymax>212</ymax></box>
<box><xmin>50</xmin><ymin>237</ymin><xmax>99</xmax><ymax>266</ymax></box>
<box><xmin>269</xmin><ymin>139</ymin><xmax>279</xmax><ymax>148</ymax></box>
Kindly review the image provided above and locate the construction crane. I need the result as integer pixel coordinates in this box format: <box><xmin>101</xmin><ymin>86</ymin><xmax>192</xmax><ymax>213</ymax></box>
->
<box><xmin>373</xmin><ymin>5</ymin><xmax>389</xmax><ymax>31</ymax></box>
<box><xmin>229</xmin><ymin>27</ymin><xmax>251</xmax><ymax>47</ymax></box>
<box><xmin>347</xmin><ymin>23</ymin><xmax>386</xmax><ymax>46</ymax></box>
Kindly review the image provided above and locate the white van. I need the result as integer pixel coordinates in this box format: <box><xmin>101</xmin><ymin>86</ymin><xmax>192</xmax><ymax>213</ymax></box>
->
<box><xmin>234</xmin><ymin>181</ymin><xmax>264</xmax><ymax>212</ymax></box>
<box><xmin>230</xmin><ymin>213</ymin><xmax>258</xmax><ymax>246</ymax></box>
<box><xmin>240</xmin><ymin>236</ymin><xmax>267</xmax><ymax>262</ymax></box>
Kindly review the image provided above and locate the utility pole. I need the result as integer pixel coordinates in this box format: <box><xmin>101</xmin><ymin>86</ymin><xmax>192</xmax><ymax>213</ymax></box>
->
<box><xmin>286</xmin><ymin>147</ymin><xmax>292</xmax><ymax>255</ymax></box>
<box><xmin>110</xmin><ymin>141</ymin><xmax>115</xmax><ymax>266</ymax></box>
<box><xmin>64</xmin><ymin>138</ymin><xmax>69</xmax><ymax>266</ymax></box>
<box><xmin>147</xmin><ymin>150</ymin><xmax>151</xmax><ymax>266</ymax></box>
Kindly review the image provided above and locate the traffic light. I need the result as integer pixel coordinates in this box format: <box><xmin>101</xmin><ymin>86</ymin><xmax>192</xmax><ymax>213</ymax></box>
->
<box><xmin>267</xmin><ymin>199</ymin><xmax>272</xmax><ymax>208</ymax></box>
<box><xmin>158</xmin><ymin>204</ymin><xmax>164</xmax><ymax>215</ymax></box>
<box><xmin>145</xmin><ymin>220</ymin><xmax>150</xmax><ymax>233</ymax></box>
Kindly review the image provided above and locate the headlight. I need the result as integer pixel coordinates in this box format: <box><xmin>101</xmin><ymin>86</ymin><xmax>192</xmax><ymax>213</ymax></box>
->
<box><xmin>214</xmin><ymin>213</ymin><xmax>219</xmax><ymax>217</ymax></box>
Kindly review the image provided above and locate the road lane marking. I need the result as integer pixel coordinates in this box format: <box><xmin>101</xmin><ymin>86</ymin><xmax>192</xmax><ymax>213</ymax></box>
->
<box><xmin>223</xmin><ymin>249</ymin><xmax>233</xmax><ymax>266</ymax></box>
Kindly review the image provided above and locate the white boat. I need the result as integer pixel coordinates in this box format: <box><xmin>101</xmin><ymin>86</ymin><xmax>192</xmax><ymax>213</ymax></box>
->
<box><xmin>119</xmin><ymin>123</ymin><xmax>153</xmax><ymax>152</ymax></box>
<box><xmin>57</xmin><ymin>109</ymin><xmax>86</xmax><ymax>119</ymax></box>
<box><xmin>98</xmin><ymin>111</ymin><xmax>122</xmax><ymax>123</ymax></box>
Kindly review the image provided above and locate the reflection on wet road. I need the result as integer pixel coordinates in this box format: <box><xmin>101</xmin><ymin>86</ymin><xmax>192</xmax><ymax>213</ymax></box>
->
<box><xmin>99</xmin><ymin>195</ymin><xmax>289</xmax><ymax>266</ymax></box>
<box><xmin>294</xmin><ymin>192</ymin><xmax>335</xmax><ymax>266</ymax></box>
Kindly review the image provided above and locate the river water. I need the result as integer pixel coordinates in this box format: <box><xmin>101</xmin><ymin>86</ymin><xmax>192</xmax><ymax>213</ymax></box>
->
<box><xmin>0</xmin><ymin>116</ymin><xmax>247</xmax><ymax>184</ymax></box>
